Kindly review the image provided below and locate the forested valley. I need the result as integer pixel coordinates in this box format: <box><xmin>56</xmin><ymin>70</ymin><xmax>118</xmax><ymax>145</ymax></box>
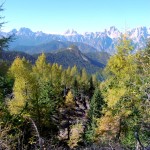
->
<box><xmin>0</xmin><ymin>4</ymin><xmax>150</xmax><ymax>150</ymax></box>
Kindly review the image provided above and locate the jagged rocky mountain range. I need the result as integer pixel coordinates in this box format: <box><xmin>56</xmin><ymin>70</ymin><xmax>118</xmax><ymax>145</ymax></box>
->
<box><xmin>1</xmin><ymin>26</ymin><xmax>150</xmax><ymax>54</ymax></box>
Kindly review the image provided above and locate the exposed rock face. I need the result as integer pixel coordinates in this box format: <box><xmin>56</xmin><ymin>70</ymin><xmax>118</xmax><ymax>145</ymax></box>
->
<box><xmin>57</xmin><ymin>89</ymin><xmax>90</xmax><ymax>141</ymax></box>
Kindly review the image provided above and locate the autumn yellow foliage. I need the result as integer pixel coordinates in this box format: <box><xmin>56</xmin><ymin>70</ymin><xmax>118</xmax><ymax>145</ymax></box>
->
<box><xmin>68</xmin><ymin>123</ymin><xmax>84</xmax><ymax>149</ymax></box>
<box><xmin>65</xmin><ymin>91</ymin><xmax>75</xmax><ymax>108</ymax></box>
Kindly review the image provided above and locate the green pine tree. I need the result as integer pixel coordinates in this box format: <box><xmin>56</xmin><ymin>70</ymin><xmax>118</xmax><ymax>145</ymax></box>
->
<box><xmin>88</xmin><ymin>76</ymin><xmax>95</xmax><ymax>99</ymax></box>
<box><xmin>0</xmin><ymin>4</ymin><xmax>13</xmax><ymax>59</ymax></box>
<box><xmin>88</xmin><ymin>88</ymin><xmax>104</xmax><ymax>119</ymax></box>
<box><xmin>85</xmin><ymin>88</ymin><xmax>104</xmax><ymax>143</ymax></box>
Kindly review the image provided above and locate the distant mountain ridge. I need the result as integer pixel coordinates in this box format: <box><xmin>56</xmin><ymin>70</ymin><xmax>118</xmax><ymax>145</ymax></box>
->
<box><xmin>1</xmin><ymin>26</ymin><xmax>150</xmax><ymax>54</ymax></box>
<box><xmin>11</xmin><ymin>40</ymin><xmax>98</xmax><ymax>54</ymax></box>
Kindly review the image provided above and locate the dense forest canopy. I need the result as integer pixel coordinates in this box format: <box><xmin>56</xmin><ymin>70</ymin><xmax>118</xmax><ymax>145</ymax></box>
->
<box><xmin>0</xmin><ymin>4</ymin><xmax>150</xmax><ymax>150</ymax></box>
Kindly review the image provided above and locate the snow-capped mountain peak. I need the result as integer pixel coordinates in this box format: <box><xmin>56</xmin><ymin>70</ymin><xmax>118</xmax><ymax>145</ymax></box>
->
<box><xmin>107</xmin><ymin>26</ymin><xmax>120</xmax><ymax>38</ymax></box>
<box><xmin>17</xmin><ymin>27</ymin><xmax>34</xmax><ymax>36</ymax></box>
<box><xmin>64</xmin><ymin>29</ymin><xmax>78</xmax><ymax>35</ymax></box>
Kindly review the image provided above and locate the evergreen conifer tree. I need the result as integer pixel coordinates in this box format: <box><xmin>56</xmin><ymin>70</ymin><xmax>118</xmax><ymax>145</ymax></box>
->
<box><xmin>0</xmin><ymin>4</ymin><xmax>13</xmax><ymax>59</ymax></box>
<box><xmin>85</xmin><ymin>88</ymin><xmax>104</xmax><ymax>142</ymax></box>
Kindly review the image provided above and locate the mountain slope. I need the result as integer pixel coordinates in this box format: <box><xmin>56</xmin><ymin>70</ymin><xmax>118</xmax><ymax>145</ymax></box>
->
<box><xmin>35</xmin><ymin>46</ymin><xmax>105</xmax><ymax>74</ymax></box>
<box><xmin>86</xmin><ymin>51</ymin><xmax>110</xmax><ymax>65</ymax></box>
<box><xmin>2</xmin><ymin>51</ymin><xmax>36</xmax><ymax>63</ymax></box>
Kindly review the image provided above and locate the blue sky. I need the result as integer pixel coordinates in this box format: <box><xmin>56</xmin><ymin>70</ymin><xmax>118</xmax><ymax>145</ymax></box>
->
<box><xmin>2</xmin><ymin>0</ymin><xmax>150</xmax><ymax>33</ymax></box>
